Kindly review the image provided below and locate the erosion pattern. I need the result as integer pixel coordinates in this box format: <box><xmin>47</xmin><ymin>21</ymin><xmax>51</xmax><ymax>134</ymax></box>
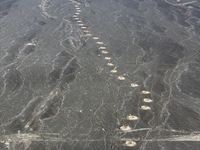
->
<box><xmin>0</xmin><ymin>0</ymin><xmax>200</xmax><ymax>149</ymax></box>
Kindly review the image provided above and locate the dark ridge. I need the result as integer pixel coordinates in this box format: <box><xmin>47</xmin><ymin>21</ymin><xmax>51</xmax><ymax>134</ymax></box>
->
<box><xmin>187</xmin><ymin>18</ymin><xmax>200</xmax><ymax>36</ymax></box>
<box><xmin>61</xmin><ymin>36</ymin><xmax>87</xmax><ymax>49</ymax></box>
<box><xmin>35</xmin><ymin>20</ymin><xmax>47</xmax><ymax>26</ymax></box>
<box><xmin>49</xmin><ymin>68</ymin><xmax>63</xmax><ymax>80</ymax></box>
<box><xmin>1</xmin><ymin>30</ymin><xmax>38</xmax><ymax>66</ymax></box>
<box><xmin>152</xmin><ymin>0</ymin><xmax>175</xmax><ymax>21</ymax></box>
<box><xmin>113</xmin><ymin>0</ymin><xmax>140</xmax><ymax>10</ymax></box>
<box><xmin>135</xmin><ymin>32</ymin><xmax>158</xmax><ymax>51</ymax></box>
<box><xmin>62</xmin><ymin>73</ymin><xmax>76</xmax><ymax>84</ymax></box>
<box><xmin>7</xmin><ymin>97</ymin><xmax>42</xmax><ymax>133</ymax></box>
<box><xmin>23</xmin><ymin>45</ymin><xmax>36</xmax><ymax>55</ymax></box>
<box><xmin>157</xmin><ymin>38</ymin><xmax>184</xmax><ymax>69</ymax></box>
<box><xmin>152</xmin><ymin>0</ymin><xmax>191</xmax><ymax>27</ymax></box>
<box><xmin>40</xmin><ymin>104</ymin><xmax>58</xmax><ymax>120</ymax></box>
<box><xmin>191</xmin><ymin>9</ymin><xmax>200</xmax><ymax>19</ymax></box>
<box><xmin>63</xmin><ymin>59</ymin><xmax>80</xmax><ymax>76</ymax></box>
<box><xmin>151</xmin><ymin>23</ymin><xmax>166</xmax><ymax>34</ymax></box>
<box><xmin>135</xmin><ymin>32</ymin><xmax>184</xmax><ymax>70</ymax></box>
<box><xmin>115</xmin><ymin>13</ymin><xmax>145</xmax><ymax>31</ymax></box>
<box><xmin>167</xmin><ymin>100</ymin><xmax>200</xmax><ymax>131</ymax></box>
<box><xmin>150</xmin><ymin>75</ymin><xmax>166</xmax><ymax>95</ymax></box>
<box><xmin>177</xmin><ymin>62</ymin><xmax>200</xmax><ymax>99</ymax></box>
<box><xmin>40</xmin><ymin>93</ymin><xmax>63</xmax><ymax>120</ymax></box>
<box><xmin>48</xmin><ymin>51</ymin><xmax>80</xmax><ymax>85</ymax></box>
<box><xmin>3</xmin><ymin>67</ymin><xmax>22</xmax><ymax>95</ymax></box>
<box><xmin>48</xmin><ymin>51</ymin><xmax>73</xmax><ymax>81</ymax></box>
<box><xmin>60</xmin><ymin>58</ymin><xmax>80</xmax><ymax>88</ymax></box>
<box><xmin>171</xmin><ymin>6</ymin><xmax>190</xmax><ymax>27</ymax></box>
<box><xmin>0</xmin><ymin>0</ymin><xmax>18</xmax><ymax>18</ymax></box>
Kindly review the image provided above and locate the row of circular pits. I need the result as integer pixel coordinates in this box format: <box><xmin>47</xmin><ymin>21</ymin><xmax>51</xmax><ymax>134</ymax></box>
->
<box><xmin>70</xmin><ymin>0</ymin><xmax>154</xmax><ymax>147</ymax></box>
